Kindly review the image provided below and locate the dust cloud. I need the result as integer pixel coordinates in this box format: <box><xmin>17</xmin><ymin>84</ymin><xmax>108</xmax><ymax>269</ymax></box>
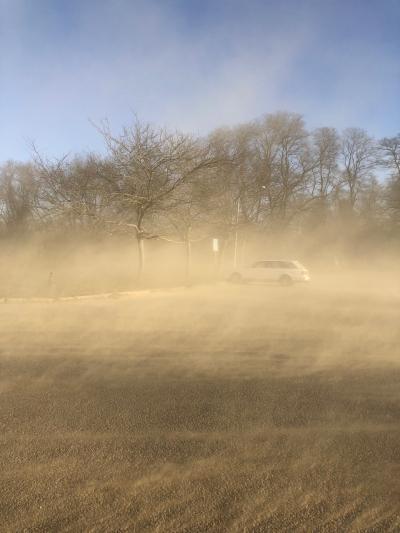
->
<box><xmin>0</xmin><ymin>240</ymin><xmax>400</xmax><ymax>531</ymax></box>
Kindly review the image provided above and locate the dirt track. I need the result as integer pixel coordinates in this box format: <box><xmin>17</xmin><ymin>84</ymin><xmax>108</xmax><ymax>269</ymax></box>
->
<box><xmin>1</xmin><ymin>275</ymin><xmax>400</xmax><ymax>531</ymax></box>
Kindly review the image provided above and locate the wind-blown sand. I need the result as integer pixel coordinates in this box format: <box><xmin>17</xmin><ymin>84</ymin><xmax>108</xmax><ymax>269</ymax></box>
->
<box><xmin>1</xmin><ymin>274</ymin><xmax>400</xmax><ymax>531</ymax></box>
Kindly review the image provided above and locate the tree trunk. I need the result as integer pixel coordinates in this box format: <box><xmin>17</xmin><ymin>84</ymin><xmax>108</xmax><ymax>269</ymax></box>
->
<box><xmin>184</xmin><ymin>239</ymin><xmax>192</xmax><ymax>285</ymax></box>
<box><xmin>218</xmin><ymin>238</ymin><xmax>227</xmax><ymax>272</ymax></box>
<box><xmin>184</xmin><ymin>227</ymin><xmax>192</xmax><ymax>285</ymax></box>
<box><xmin>233</xmin><ymin>199</ymin><xmax>240</xmax><ymax>268</ymax></box>
<box><xmin>136</xmin><ymin>235</ymin><xmax>145</xmax><ymax>285</ymax></box>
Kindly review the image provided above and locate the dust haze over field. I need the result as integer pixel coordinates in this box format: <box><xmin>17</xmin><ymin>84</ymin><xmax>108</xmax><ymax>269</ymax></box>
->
<box><xmin>1</xmin><ymin>256</ymin><xmax>400</xmax><ymax>531</ymax></box>
<box><xmin>1</xmin><ymin>0</ymin><xmax>400</xmax><ymax>530</ymax></box>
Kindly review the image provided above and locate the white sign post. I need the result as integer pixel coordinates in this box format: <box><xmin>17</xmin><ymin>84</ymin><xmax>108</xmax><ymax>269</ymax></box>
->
<box><xmin>212</xmin><ymin>238</ymin><xmax>219</xmax><ymax>276</ymax></box>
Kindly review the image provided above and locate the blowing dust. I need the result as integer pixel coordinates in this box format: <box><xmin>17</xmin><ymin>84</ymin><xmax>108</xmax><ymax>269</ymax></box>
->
<box><xmin>0</xmin><ymin>240</ymin><xmax>400</xmax><ymax>531</ymax></box>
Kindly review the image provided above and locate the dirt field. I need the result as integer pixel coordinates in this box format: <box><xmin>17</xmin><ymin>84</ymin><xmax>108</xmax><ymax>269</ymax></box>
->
<box><xmin>1</xmin><ymin>273</ymin><xmax>400</xmax><ymax>532</ymax></box>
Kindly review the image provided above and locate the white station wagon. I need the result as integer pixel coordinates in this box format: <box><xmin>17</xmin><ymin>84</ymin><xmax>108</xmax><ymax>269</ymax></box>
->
<box><xmin>229</xmin><ymin>260</ymin><xmax>310</xmax><ymax>286</ymax></box>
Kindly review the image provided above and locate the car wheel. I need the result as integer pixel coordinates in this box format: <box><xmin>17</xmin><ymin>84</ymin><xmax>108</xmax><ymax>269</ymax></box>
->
<box><xmin>229</xmin><ymin>272</ymin><xmax>243</xmax><ymax>283</ymax></box>
<box><xmin>279</xmin><ymin>274</ymin><xmax>293</xmax><ymax>287</ymax></box>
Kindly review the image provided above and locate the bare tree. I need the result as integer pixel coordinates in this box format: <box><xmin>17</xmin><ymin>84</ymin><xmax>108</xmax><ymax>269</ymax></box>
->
<box><xmin>252</xmin><ymin>112</ymin><xmax>316</xmax><ymax>226</ymax></box>
<box><xmin>311</xmin><ymin>127</ymin><xmax>340</xmax><ymax>197</ymax></box>
<box><xmin>207</xmin><ymin>124</ymin><xmax>254</xmax><ymax>234</ymax></box>
<box><xmin>379</xmin><ymin>134</ymin><xmax>400</xmax><ymax>179</ymax></box>
<box><xmin>0</xmin><ymin>161</ymin><xmax>37</xmax><ymax>236</ymax></box>
<box><xmin>32</xmin><ymin>149</ymin><xmax>111</xmax><ymax>234</ymax></box>
<box><xmin>303</xmin><ymin>127</ymin><xmax>341</xmax><ymax>227</ymax></box>
<box><xmin>378</xmin><ymin>135</ymin><xmax>400</xmax><ymax>226</ymax></box>
<box><xmin>340</xmin><ymin>128</ymin><xmax>377</xmax><ymax>210</ymax></box>
<box><xmin>358</xmin><ymin>176</ymin><xmax>385</xmax><ymax>226</ymax></box>
<box><xmin>96</xmin><ymin>119</ymin><xmax>220</xmax><ymax>282</ymax></box>
<box><xmin>2</xmin><ymin>111</ymin><xmax>399</xmax><ymax>281</ymax></box>
<box><xmin>158</xmin><ymin>179</ymin><xmax>213</xmax><ymax>283</ymax></box>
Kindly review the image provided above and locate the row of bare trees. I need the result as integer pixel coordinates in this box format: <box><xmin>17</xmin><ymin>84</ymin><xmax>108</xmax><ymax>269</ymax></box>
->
<box><xmin>1</xmin><ymin>112</ymin><xmax>399</xmax><ymax>280</ymax></box>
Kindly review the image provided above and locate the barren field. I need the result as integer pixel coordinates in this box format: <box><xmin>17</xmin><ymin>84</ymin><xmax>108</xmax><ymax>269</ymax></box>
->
<box><xmin>1</xmin><ymin>273</ymin><xmax>400</xmax><ymax>532</ymax></box>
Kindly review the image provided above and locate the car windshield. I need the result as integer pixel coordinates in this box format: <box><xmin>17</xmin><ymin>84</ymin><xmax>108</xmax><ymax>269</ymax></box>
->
<box><xmin>292</xmin><ymin>261</ymin><xmax>306</xmax><ymax>270</ymax></box>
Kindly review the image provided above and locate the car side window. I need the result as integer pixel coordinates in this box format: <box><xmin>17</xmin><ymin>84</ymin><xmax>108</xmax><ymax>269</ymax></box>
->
<box><xmin>280</xmin><ymin>261</ymin><xmax>296</xmax><ymax>269</ymax></box>
<box><xmin>252</xmin><ymin>261</ymin><xmax>275</xmax><ymax>268</ymax></box>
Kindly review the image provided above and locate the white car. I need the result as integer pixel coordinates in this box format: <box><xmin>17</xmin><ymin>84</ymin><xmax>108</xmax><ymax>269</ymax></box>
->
<box><xmin>229</xmin><ymin>260</ymin><xmax>310</xmax><ymax>286</ymax></box>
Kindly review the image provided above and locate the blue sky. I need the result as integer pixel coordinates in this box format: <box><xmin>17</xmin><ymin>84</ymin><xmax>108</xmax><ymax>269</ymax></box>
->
<box><xmin>0</xmin><ymin>0</ymin><xmax>399</xmax><ymax>161</ymax></box>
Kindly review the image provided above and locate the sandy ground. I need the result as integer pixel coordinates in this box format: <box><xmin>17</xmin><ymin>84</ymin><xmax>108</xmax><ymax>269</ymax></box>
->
<box><xmin>1</xmin><ymin>273</ymin><xmax>400</xmax><ymax>531</ymax></box>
